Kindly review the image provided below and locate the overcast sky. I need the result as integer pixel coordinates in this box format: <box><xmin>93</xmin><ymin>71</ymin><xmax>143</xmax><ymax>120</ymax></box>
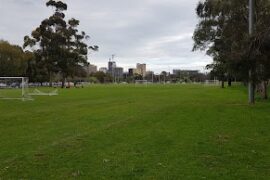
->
<box><xmin>0</xmin><ymin>0</ymin><xmax>212</xmax><ymax>73</ymax></box>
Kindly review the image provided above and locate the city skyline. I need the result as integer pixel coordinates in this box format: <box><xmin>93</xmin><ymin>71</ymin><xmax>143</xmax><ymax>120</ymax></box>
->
<box><xmin>93</xmin><ymin>60</ymin><xmax>205</xmax><ymax>75</ymax></box>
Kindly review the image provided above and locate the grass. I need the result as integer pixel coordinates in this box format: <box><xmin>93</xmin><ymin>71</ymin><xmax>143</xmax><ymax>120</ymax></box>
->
<box><xmin>0</xmin><ymin>84</ymin><xmax>270</xmax><ymax>179</ymax></box>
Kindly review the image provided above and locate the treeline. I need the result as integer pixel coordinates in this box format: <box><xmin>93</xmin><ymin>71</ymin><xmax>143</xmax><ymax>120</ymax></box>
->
<box><xmin>0</xmin><ymin>39</ymin><xmax>113</xmax><ymax>84</ymax></box>
<box><xmin>0</xmin><ymin>40</ymin><xmax>91</xmax><ymax>84</ymax></box>
<box><xmin>0</xmin><ymin>40</ymin><xmax>32</xmax><ymax>77</ymax></box>
<box><xmin>193</xmin><ymin>0</ymin><xmax>270</xmax><ymax>101</ymax></box>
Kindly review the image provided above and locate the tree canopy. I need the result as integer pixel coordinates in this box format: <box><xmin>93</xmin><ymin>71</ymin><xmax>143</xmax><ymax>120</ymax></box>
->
<box><xmin>0</xmin><ymin>40</ymin><xmax>30</xmax><ymax>77</ymax></box>
<box><xmin>24</xmin><ymin>0</ymin><xmax>98</xmax><ymax>87</ymax></box>
<box><xmin>193</xmin><ymin>0</ymin><xmax>270</xmax><ymax>99</ymax></box>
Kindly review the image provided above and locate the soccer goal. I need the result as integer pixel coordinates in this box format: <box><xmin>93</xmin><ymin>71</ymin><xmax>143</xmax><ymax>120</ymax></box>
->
<box><xmin>0</xmin><ymin>77</ymin><xmax>32</xmax><ymax>101</ymax></box>
<box><xmin>28</xmin><ymin>88</ymin><xmax>58</xmax><ymax>96</ymax></box>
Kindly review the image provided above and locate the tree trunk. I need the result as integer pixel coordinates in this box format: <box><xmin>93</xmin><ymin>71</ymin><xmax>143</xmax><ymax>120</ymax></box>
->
<box><xmin>262</xmin><ymin>81</ymin><xmax>268</xmax><ymax>100</ymax></box>
<box><xmin>257</xmin><ymin>81</ymin><xmax>268</xmax><ymax>100</ymax></box>
<box><xmin>221</xmin><ymin>80</ymin><xmax>225</xmax><ymax>88</ymax></box>
<box><xmin>228</xmin><ymin>77</ymin><xmax>232</xmax><ymax>87</ymax></box>
<box><xmin>61</xmin><ymin>74</ymin><xmax>66</xmax><ymax>89</ymax></box>
<box><xmin>49</xmin><ymin>71</ymin><xmax>53</xmax><ymax>87</ymax></box>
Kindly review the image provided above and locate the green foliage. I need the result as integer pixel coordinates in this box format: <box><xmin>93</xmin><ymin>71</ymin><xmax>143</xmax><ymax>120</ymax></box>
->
<box><xmin>0</xmin><ymin>40</ymin><xmax>30</xmax><ymax>77</ymax></box>
<box><xmin>24</xmin><ymin>0</ymin><xmax>98</xmax><ymax>86</ymax></box>
<box><xmin>90</xmin><ymin>72</ymin><xmax>113</xmax><ymax>83</ymax></box>
<box><xmin>23</xmin><ymin>50</ymin><xmax>49</xmax><ymax>83</ymax></box>
<box><xmin>193</xmin><ymin>0</ymin><xmax>270</xmax><ymax>86</ymax></box>
<box><xmin>0</xmin><ymin>85</ymin><xmax>270</xmax><ymax>179</ymax></box>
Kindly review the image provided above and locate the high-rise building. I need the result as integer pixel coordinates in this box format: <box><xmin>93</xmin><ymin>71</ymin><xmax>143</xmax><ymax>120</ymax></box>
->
<box><xmin>107</xmin><ymin>61</ymin><xmax>124</xmax><ymax>82</ymax></box>
<box><xmin>114</xmin><ymin>67</ymin><xmax>124</xmax><ymax>80</ymax></box>
<box><xmin>128</xmin><ymin>68</ymin><xmax>137</xmax><ymax>76</ymax></box>
<box><xmin>85</xmin><ymin>64</ymin><xmax>97</xmax><ymax>75</ymax></box>
<box><xmin>99</xmin><ymin>67</ymin><xmax>108</xmax><ymax>73</ymax></box>
<box><xmin>136</xmin><ymin>63</ymin><xmax>147</xmax><ymax>77</ymax></box>
<box><xmin>108</xmin><ymin>61</ymin><xmax>117</xmax><ymax>77</ymax></box>
<box><xmin>108</xmin><ymin>61</ymin><xmax>116</xmax><ymax>72</ymax></box>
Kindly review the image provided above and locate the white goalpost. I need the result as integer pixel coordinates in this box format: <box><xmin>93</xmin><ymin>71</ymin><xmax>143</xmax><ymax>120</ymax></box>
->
<box><xmin>0</xmin><ymin>77</ymin><xmax>59</xmax><ymax>101</ymax></box>
<box><xmin>0</xmin><ymin>77</ymin><xmax>32</xmax><ymax>101</ymax></box>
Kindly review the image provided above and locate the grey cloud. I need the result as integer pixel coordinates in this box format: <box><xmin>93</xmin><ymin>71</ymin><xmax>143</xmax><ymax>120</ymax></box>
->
<box><xmin>0</xmin><ymin>0</ymin><xmax>211</xmax><ymax>73</ymax></box>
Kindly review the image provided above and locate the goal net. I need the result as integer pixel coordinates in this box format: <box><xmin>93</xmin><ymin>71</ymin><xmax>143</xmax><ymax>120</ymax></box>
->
<box><xmin>28</xmin><ymin>88</ymin><xmax>58</xmax><ymax>96</ymax></box>
<box><xmin>0</xmin><ymin>77</ymin><xmax>32</xmax><ymax>101</ymax></box>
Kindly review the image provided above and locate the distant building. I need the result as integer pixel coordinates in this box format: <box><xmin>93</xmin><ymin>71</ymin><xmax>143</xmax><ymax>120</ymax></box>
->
<box><xmin>173</xmin><ymin>70</ymin><xmax>199</xmax><ymax>77</ymax></box>
<box><xmin>173</xmin><ymin>69</ymin><xmax>181</xmax><ymax>75</ymax></box>
<box><xmin>173</xmin><ymin>69</ymin><xmax>201</xmax><ymax>82</ymax></box>
<box><xmin>145</xmin><ymin>71</ymin><xmax>154</xmax><ymax>82</ymax></box>
<box><xmin>123</xmin><ymin>72</ymin><xmax>129</xmax><ymax>80</ymax></box>
<box><xmin>107</xmin><ymin>61</ymin><xmax>124</xmax><ymax>82</ymax></box>
<box><xmin>85</xmin><ymin>64</ymin><xmax>97</xmax><ymax>75</ymax></box>
<box><xmin>99</xmin><ymin>67</ymin><xmax>108</xmax><ymax>73</ymax></box>
<box><xmin>108</xmin><ymin>61</ymin><xmax>116</xmax><ymax>77</ymax></box>
<box><xmin>114</xmin><ymin>67</ymin><xmax>124</xmax><ymax>79</ymax></box>
<box><xmin>128</xmin><ymin>68</ymin><xmax>137</xmax><ymax>76</ymax></box>
<box><xmin>108</xmin><ymin>61</ymin><xmax>116</xmax><ymax>73</ymax></box>
<box><xmin>146</xmin><ymin>71</ymin><xmax>154</xmax><ymax>76</ymax></box>
<box><xmin>136</xmin><ymin>63</ymin><xmax>147</xmax><ymax>77</ymax></box>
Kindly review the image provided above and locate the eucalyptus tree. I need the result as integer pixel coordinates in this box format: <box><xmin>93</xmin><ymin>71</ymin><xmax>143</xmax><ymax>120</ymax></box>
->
<box><xmin>59</xmin><ymin>18</ymin><xmax>98</xmax><ymax>88</ymax></box>
<box><xmin>193</xmin><ymin>0</ymin><xmax>270</xmax><ymax>100</ymax></box>
<box><xmin>23</xmin><ymin>1</ymin><xmax>65</xmax><ymax>86</ymax></box>
<box><xmin>24</xmin><ymin>0</ymin><xmax>98</xmax><ymax>87</ymax></box>
<box><xmin>193</xmin><ymin>0</ymin><xmax>249</xmax><ymax>87</ymax></box>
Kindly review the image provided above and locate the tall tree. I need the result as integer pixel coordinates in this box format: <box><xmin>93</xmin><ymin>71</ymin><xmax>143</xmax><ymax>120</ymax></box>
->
<box><xmin>24</xmin><ymin>0</ymin><xmax>98</xmax><ymax>87</ymax></box>
<box><xmin>193</xmin><ymin>0</ymin><xmax>270</xmax><ymax>101</ymax></box>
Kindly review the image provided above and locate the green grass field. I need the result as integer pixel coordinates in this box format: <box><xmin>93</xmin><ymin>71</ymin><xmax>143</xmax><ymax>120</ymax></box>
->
<box><xmin>0</xmin><ymin>84</ymin><xmax>270</xmax><ymax>179</ymax></box>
